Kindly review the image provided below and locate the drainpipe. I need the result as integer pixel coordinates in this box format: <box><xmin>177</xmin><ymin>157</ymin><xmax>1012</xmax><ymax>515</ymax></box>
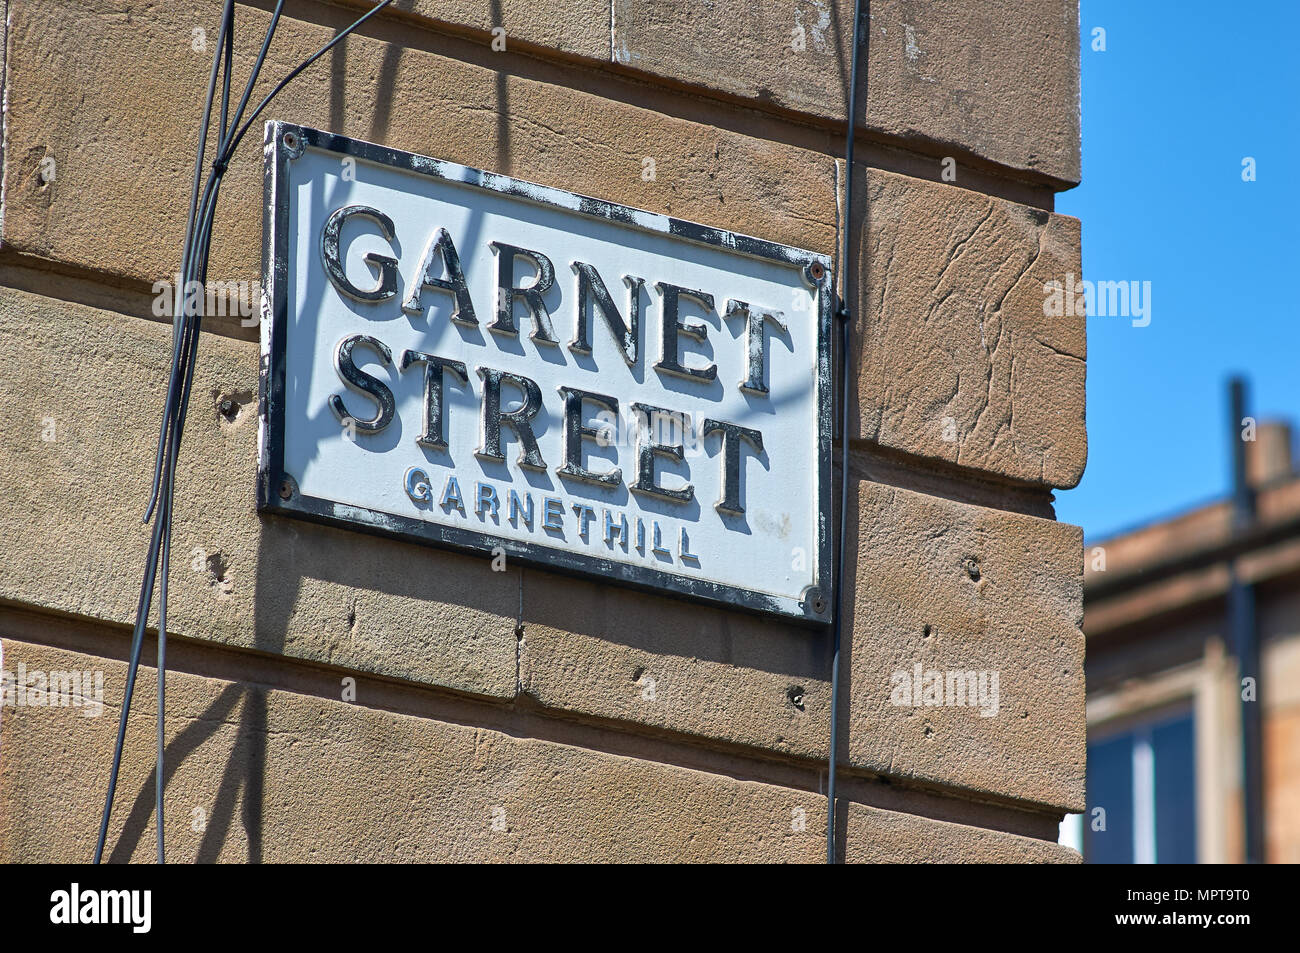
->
<box><xmin>1227</xmin><ymin>377</ymin><xmax>1264</xmax><ymax>863</ymax></box>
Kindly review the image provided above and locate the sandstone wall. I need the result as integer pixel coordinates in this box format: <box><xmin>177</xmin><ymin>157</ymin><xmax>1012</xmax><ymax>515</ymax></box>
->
<box><xmin>0</xmin><ymin>0</ymin><xmax>1085</xmax><ymax>862</ymax></box>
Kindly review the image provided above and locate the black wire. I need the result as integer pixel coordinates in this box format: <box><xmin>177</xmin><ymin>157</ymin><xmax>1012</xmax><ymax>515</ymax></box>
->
<box><xmin>145</xmin><ymin>0</ymin><xmax>278</xmax><ymax>523</ymax></box>
<box><xmin>156</xmin><ymin>2</ymin><xmax>235</xmax><ymax>864</ymax></box>
<box><xmin>145</xmin><ymin>2</ymin><xmax>235</xmax><ymax>524</ymax></box>
<box><xmin>150</xmin><ymin>1</ymin><xmax>239</xmax><ymax>870</ymax></box>
<box><xmin>220</xmin><ymin>2</ymin><xmax>236</xmax><ymax>136</ymax></box>
<box><xmin>98</xmin><ymin>0</ymin><xmax>234</xmax><ymax>866</ymax></box>
<box><xmin>150</xmin><ymin>178</ymin><xmax>222</xmax><ymax>864</ymax></box>
<box><xmin>228</xmin><ymin>1</ymin><xmax>288</xmax><ymax>149</ymax></box>
<box><xmin>94</xmin><ymin>0</ymin><xmax>395</xmax><ymax>865</ymax></box>
<box><xmin>155</xmin><ymin>494</ymin><xmax>169</xmax><ymax>863</ymax></box>
<box><xmin>827</xmin><ymin>0</ymin><xmax>867</xmax><ymax>865</ymax></box>
<box><xmin>223</xmin><ymin>0</ymin><xmax>395</xmax><ymax>163</ymax></box>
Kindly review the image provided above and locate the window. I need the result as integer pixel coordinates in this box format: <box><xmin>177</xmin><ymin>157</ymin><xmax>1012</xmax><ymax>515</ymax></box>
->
<box><xmin>1084</xmin><ymin>710</ymin><xmax>1196</xmax><ymax>863</ymax></box>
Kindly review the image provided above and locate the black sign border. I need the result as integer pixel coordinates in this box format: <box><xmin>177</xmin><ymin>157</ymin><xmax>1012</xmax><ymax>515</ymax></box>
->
<box><xmin>259</xmin><ymin>121</ymin><xmax>834</xmax><ymax>625</ymax></box>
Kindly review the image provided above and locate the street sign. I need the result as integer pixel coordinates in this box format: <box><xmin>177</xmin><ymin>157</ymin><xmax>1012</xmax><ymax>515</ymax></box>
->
<box><xmin>259</xmin><ymin>123</ymin><xmax>832</xmax><ymax>623</ymax></box>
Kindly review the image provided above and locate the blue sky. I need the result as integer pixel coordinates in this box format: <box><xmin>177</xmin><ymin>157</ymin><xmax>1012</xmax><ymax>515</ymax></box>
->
<box><xmin>1053</xmin><ymin>0</ymin><xmax>1300</xmax><ymax>541</ymax></box>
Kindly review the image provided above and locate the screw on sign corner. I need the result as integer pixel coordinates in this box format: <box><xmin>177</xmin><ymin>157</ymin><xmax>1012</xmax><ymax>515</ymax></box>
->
<box><xmin>278</xmin><ymin>479</ymin><xmax>294</xmax><ymax>501</ymax></box>
<box><xmin>807</xmin><ymin>590</ymin><xmax>829</xmax><ymax>615</ymax></box>
<box><xmin>805</xmin><ymin>260</ymin><xmax>828</xmax><ymax>288</ymax></box>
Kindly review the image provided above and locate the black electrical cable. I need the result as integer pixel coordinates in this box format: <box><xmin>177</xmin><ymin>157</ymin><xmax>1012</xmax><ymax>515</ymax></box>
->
<box><xmin>154</xmin><ymin>0</ymin><xmax>239</xmax><ymax>870</ymax></box>
<box><xmin>100</xmin><ymin>0</ymin><xmax>236</xmax><ymax>867</ymax></box>
<box><xmin>223</xmin><ymin>0</ymin><xmax>396</xmax><ymax>162</ymax></box>
<box><xmin>154</xmin><ymin>5</ymin><xmax>235</xmax><ymax>863</ymax></box>
<box><xmin>826</xmin><ymin>0</ymin><xmax>867</xmax><ymax>865</ymax></box>
<box><xmin>93</xmin><ymin>0</ymin><xmax>395</xmax><ymax>865</ymax></box>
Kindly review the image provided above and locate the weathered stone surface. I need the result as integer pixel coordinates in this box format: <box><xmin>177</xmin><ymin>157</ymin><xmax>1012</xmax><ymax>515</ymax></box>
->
<box><xmin>0</xmin><ymin>2</ymin><xmax>1085</xmax><ymax>491</ymax></box>
<box><xmin>0</xmin><ymin>0</ymin><xmax>837</xmax><ymax>323</ymax></box>
<box><xmin>0</xmin><ymin>285</ymin><xmax>519</xmax><ymax>698</ymax></box>
<box><xmin>0</xmin><ymin>284</ymin><xmax>1083</xmax><ymax>810</ymax></box>
<box><xmin>520</xmin><ymin>468</ymin><xmax>1084</xmax><ymax>811</ymax></box>
<box><xmin>842</xmin><ymin>802</ymin><xmax>1079</xmax><ymax>863</ymax></box>
<box><xmin>0</xmin><ymin>638</ymin><xmax>826</xmax><ymax>862</ymax></box>
<box><xmin>0</xmin><ymin>0</ymin><xmax>1089</xmax><ymax>865</ymax></box>
<box><xmin>613</xmin><ymin>0</ymin><xmax>1082</xmax><ymax>185</ymax></box>
<box><xmin>846</xmin><ymin>475</ymin><xmax>1085</xmax><ymax>812</ymax></box>
<box><xmin>334</xmin><ymin>0</ymin><xmax>611</xmax><ymax>60</ymax></box>
<box><xmin>852</xmin><ymin>167</ymin><xmax>1087</xmax><ymax>489</ymax></box>
<box><xmin>519</xmin><ymin>573</ymin><xmax>834</xmax><ymax>762</ymax></box>
<box><xmin>231</xmin><ymin>0</ymin><xmax>1079</xmax><ymax>186</ymax></box>
<box><xmin>0</xmin><ymin>637</ymin><xmax>1070</xmax><ymax>862</ymax></box>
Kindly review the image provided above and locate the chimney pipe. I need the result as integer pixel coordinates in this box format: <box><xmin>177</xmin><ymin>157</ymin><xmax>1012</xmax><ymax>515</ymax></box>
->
<box><xmin>1246</xmin><ymin>420</ymin><xmax>1294</xmax><ymax>488</ymax></box>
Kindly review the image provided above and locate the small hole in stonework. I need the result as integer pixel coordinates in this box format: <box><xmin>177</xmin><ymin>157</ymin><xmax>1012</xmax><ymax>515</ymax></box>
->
<box><xmin>922</xmin><ymin>624</ymin><xmax>933</xmax><ymax>640</ymax></box>
<box><xmin>205</xmin><ymin>552</ymin><xmax>229</xmax><ymax>583</ymax></box>
<box><xmin>215</xmin><ymin>389</ymin><xmax>253</xmax><ymax>426</ymax></box>
<box><xmin>631</xmin><ymin>665</ymin><xmax>645</xmax><ymax>682</ymax></box>
<box><xmin>204</xmin><ymin>552</ymin><xmax>233</xmax><ymax>595</ymax></box>
<box><xmin>923</xmin><ymin>724</ymin><xmax>935</xmax><ymax>740</ymax></box>
<box><xmin>787</xmin><ymin>686</ymin><xmax>806</xmax><ymax>711</ymax></box>
<box><xmin>963</xmin><ymin>557</ymin><xmax>981</xmax><ymax>582</ymax></box>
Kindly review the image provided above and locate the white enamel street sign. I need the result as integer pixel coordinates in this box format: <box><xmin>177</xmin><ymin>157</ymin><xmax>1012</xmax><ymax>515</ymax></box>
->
<box><xmin>259</xmin><ymin>123</ymin><xmax>833</xmax><ymax>623</ymax></box>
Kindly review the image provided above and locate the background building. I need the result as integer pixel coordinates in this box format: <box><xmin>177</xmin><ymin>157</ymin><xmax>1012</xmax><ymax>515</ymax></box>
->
<box><xmin>0</xmin><ymin>0</ymin><xmax>1087</xmax><ymax>862</ymax></box>
<box><xmin>1082</xmin><ymin>409</ymin><xmax>1300</xmax><ymax>863</ymax></box>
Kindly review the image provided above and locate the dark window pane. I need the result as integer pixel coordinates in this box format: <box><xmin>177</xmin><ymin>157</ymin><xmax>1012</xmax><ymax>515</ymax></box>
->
<box><xmin>1153</xmin><ymin>714</ymin><xmax>1197</xmax><ymax>863</ymax></box>
<box><xmin>1086</xmin><ymin>732</ymin><xmax>1134</xmax><ymax>863</ymax></box>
